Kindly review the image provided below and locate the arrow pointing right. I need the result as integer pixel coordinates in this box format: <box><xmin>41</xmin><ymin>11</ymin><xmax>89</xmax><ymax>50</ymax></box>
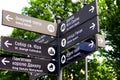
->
<box><xmin>89</xmin><ymin>23</ymin><xmax>96</xmax><ymax>30</ymax></box>
<box><xmin>88</xmin><ymin>40</ymin><xmax>94</xmax><ymax>48</ymax></box>
<box><xmin>4</xmin><ymin>40</ymin><xmax>12</xmax><ymax>48</ymax></box>
<box><xmin>98</xmin><ymin>37</ymin><xmax>103</xmax><ymax>43</ymax></box>
<box><xmin>89</xmin><ymin>6</ymin><xmax>95</xmax><ymax>13</ymax></box>
<box><xmin>1</xmin><ymin>58</ymin><xmax>10</xmax><ymax>65</ymax></box>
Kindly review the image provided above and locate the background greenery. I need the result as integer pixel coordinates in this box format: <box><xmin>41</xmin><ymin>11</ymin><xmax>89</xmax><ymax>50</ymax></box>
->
<box><xmin>0</xmin><ymin>0</ymin><xmax>120</xmax><ymax>80</ymax></box>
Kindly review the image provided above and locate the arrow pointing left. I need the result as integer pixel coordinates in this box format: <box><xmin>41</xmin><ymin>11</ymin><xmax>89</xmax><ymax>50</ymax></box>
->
<box><xmin>4</xmin><ymin>40</ymin><xmax>12</xmax><ymax>48</ymax></box>
<box><xmin>1</xmin><ymin>58</ymin><xmax>10</xmax><ymax>65</ymax></box>
<box><xmin>5</xmin><ymin>15</ymin><xmax>13</xmax><ymax>22</ymax></box>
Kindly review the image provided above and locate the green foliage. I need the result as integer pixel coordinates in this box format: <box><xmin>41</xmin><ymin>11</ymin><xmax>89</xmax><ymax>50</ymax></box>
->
<box><xmin>0</xmin><ymin>70</ymin><xmax>29</xmax><ymax>80</ymax></box>
<box><xmin>99</xmin><ymin>0</ymin><xmax>120</xmax><ymax>79</ymax></box>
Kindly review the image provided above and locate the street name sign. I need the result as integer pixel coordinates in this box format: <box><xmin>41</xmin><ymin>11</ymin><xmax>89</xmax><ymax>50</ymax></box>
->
<box><xmin>59</xmin><ymin>1</ymin><xmax>98</xmax><ymax>35</ymax></box>
<box><xmin>34</xmin><ymin>35</ymin><xmax>56</xmax><ymax>44</ymax></box>
<box><xmin>60</xmin><ymin>16</ymin><xmax>99</xmax><ymax>51</ymax></box>
<box><xmin>1</xmin><ymin>36</ymin><xmax>57</xmax><ymax>58</ymax></box>
<box><xmin>0</xmin><ymin>55</ymin><xmax>58</xmax><ymax>74</ymax></box>
<box><xmin>60</xmin><ymin>37</ymin><xmax>97</xmax><ymax>67</ymax></box>
<box><xmin>2</xmin><ymin>10</ymin><xmax>57</xmax><ymax>36</ymax></box>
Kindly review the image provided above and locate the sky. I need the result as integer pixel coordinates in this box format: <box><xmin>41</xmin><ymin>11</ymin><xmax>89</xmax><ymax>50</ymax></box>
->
<box><xmin>0</xmin><ymin>0</ymin><xmax>30</xmax><ymax>36</ymax></box>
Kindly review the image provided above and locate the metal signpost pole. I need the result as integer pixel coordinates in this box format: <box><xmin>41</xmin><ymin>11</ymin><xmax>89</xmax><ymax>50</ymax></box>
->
<box><xmin>56</xmin><ymin>16</ymin><xmax>62</xmax><ymax>80</ymax></box>
<box><xmin>83</xmin><ymin>1</ymin><xmax>88</xmax><ymax>80</ymax></box>
<box><xmin>85</xmin><ymin>57</ymin><xmax>88</xmax><ymax>80</ymax></box>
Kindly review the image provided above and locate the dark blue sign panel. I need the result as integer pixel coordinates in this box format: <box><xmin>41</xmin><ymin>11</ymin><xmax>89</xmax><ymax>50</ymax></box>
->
<box><xmin>60</xmin><ymin>38</ymin><xmax>97</xmax><ymax>67</ymax></box>
<box><xmin>60</xmin><ymin>16</ymin><xmax>99</xmax><ymax>51</ymax></box>
<box><xmin>59</xmin><ymin>1</ymin><xmax>98</xmax><ymax>35</ymax></box>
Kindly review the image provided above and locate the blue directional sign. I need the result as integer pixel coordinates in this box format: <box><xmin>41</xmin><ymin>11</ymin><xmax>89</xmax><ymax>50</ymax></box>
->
<box><xmin>59</xmin><ymin>1</ymin><xmax>98</xmax><ymax>35</ymax></box>
<box><xmin>60</xmin><ymin>37</ymin><xmax>97</xmax><ymax>67</ymax></box>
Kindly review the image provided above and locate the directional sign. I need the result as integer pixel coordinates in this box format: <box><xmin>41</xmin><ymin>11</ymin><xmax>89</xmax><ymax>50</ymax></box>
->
<box><xmin>0</xmin><ymin>55</ymin><xmax>58</xmax><ymax>74</ymax></box>
<box><xmin>2</xmin><ymin>10</ymin><xmax>57</xmax><ymax>36</ymax></box>
<box><xmin>96</xmin><ymin>34</ymin><xmax>105</xmax><ymax>48</ymax></box>
<box><xmin>1</xmin><ymin>36</ymin><xmax>57</xmax><ymax>58</ymax></box>
<box><xmin>59</xmin><ymin>1</ymin><xmax>98</xmax><ymax>35</ymax></box>
<box><xmin>60</xmin><ymin>37</ymin><xmax>97</xmax><ymax>67</ymax></box>
<box><xmin>60</xmin><ymin>16</ymin><xmax>99</xmax><ymax>51</ymax></box>
<box><xmin>34</xmin><ymin>35</ymin><xmax>56</xmax><ymax>44</ymax></box>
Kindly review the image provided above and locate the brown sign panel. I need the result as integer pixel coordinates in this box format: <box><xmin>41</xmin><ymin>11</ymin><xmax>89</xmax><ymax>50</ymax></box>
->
<box><xmin>0</xmin><ymin>55</ymin><xmax>58</xmax><ymax>74</ymax></box>
<box><xmin>2</xmin><ymin>10</ymin><xmax>57</xmax><ymax>36</ymax></box>
<box><xmin>1</xmin><ymin>36</ymin><xmax>57</xmax><ymax>59</ymax></box>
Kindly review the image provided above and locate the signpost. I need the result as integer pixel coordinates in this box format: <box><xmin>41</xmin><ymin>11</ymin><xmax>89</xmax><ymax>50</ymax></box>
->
<box><xmin>0</xmin><ymin>1</ymin><xmax>105</xmax><ymax>80</ymax></box>
<box><xmin>60</xmin><ymin>16</ymin><xmax>99</xmax><ymax>51</ymax></box>
<box><xmin>1</xmin><ymin>36</ymin><xmax>57</xmax><ymax>58</ymax></box>
<box><xmin>0</xmin><ymin>55</ymin><xmax>58</xmax><ymax>74</ymax></box>
<box><xmin>59</xmin><ymin>1</ymin><xmax>98</xmax><ymax>35</ymax></box>
<box><xmin>2</xmin><ymin>10</ymin><xmax>57</xmax><ymax>36</ymax></box>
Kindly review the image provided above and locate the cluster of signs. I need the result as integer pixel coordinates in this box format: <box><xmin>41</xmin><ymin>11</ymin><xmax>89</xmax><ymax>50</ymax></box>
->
<box><xmin>0</xmin><ymin>1</ymin><xmax>105</xmax><ymax>79</ymax></box>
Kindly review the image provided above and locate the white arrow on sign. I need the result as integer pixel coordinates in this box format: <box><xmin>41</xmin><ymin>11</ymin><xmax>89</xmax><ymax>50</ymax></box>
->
<box><xmin>89</xmin><ymin>23</ymin><xmax>95</xmax><ymax>30</ymax></box>
<box><xmin>88</xmin><ymin>40</ymin><xmax>94</xmax><ymax>48</ymax></box>
<box><xmin>89</xmin><ymin>6</ymin><xmax>95</xmax><ymax>13</ymax></box>
<box><xmin>5</xmin><ymin>14</ymin><xmax>13</xmax><ymax>22</ymax></box>
<box><xmin>1</xmin><ymin>58</ymin><xmax>10</xmax><ymax>65</ymax></box>
<box><xmin>4</xmin><ymin>40</ymin><xmax>12</xmax><ymax>48</ymax></box>
<box><xmin>98</xmin><ymin>37</ymin><xmax>103</xmax><ymax>43</ymax></box>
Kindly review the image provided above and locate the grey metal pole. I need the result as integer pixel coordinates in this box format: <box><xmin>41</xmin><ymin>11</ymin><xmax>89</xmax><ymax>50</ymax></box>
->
<box><xmin>85</xmin><ymin>57</ymin><xmax>88</xmax><ymax>80</ymax></box>
<box><xmin>55</xmin><ymin>16</ymin><xmax>62</xmax><ymax>80</ymax></box>
<box><xmin>83</xmin><ymin>0</ymin><xmax>88</xmax><ymax>79</ymax></box>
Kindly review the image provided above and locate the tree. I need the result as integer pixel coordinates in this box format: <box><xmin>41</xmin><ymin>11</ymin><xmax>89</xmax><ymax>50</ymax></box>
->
<box><xmin>99</xmin><ymin>0</ymin><xmax>120</xmax><ymax>79</ymax></box>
